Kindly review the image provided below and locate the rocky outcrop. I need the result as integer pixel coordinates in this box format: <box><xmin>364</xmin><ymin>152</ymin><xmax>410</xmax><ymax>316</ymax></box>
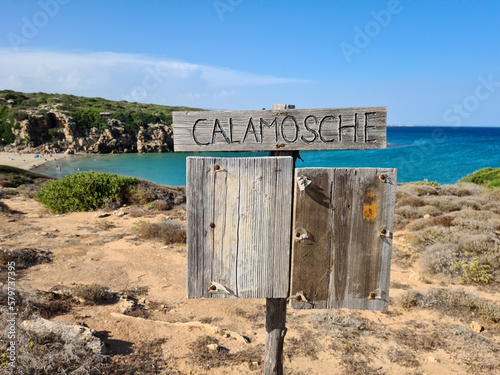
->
<box><xmin>136</xmin><ymin>124</ymin><xmax>174</xmax><ymax>153</ymax></box>
<box><xmin>7</xmin><ymin>111</ymin><xmax>174</xmax><ymax>154</ymax></box>
<box><xmin>21</xmin><ymin>317</ymin><xmax>105</xmax><ymax>354</ymax></box>
<box><xmin>13</xmin><ymin>112</ymin><xmax>77</xmax><ymax>150</ymax></box>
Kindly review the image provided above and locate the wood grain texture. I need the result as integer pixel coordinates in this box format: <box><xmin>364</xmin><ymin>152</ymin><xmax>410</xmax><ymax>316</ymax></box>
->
<box><xmin>290</xmin><ymin>168</ymin><xmax>397</xmax><ymax>311</ymax></box>
<box><xmin>173</xmin><ymin>107</ymin><xmax>386</xmax><ymax>152</ymax></box>
<box><xmin>186</xmin><ymin>156</ymin><xmax>293</xmax><ymax>299</ymax></box>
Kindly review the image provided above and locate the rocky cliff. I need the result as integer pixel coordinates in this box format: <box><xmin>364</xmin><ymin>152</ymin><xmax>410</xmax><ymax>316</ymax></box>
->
<box><xmin>4</xmin><ymin>111</ymin><xmax>174</xmax><ymax>154</ymax></box>
<box><xmin>0</xmin><ymin>90</ymin><xmax>202</xmax><ymax>154</ymax></box>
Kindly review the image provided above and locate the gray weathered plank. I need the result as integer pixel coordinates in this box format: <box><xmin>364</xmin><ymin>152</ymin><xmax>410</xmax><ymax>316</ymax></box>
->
<box><xmin>174</xmin><ymin>107</ymin><xmax>386</xmax><ymax>152</ymax></box>
<box><xmin>186</xmin><ymin>156</ymin><xmax>293</xmax><ymax>299</ymax></box>
<box><xmin>290</xmin><ymin>168</ymin><xmax>397</xmax><ymax>311</ymax></box>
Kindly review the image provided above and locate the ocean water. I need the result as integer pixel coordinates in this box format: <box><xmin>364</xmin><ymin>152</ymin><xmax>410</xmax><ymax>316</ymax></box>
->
<box><xmin>37</xmin><ymin>126</ymin><xmax>500</xmax><ymax>186</ymax></box>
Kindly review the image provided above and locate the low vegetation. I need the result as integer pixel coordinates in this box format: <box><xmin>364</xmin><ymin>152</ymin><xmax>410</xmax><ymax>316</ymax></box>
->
<box><xmin>460</xmin><ymin>168</ymin><xmax>500</xmax><ymax>188</ymax></box>
<box><xmin>133</xmin><ymin>219</ymin><xmax>186</xmax><ymax>244</ymax></box>
<box><xmin>398</xmin><ymin>288</ymin><xmax>500</xmax><ymax>323</ymax></box>
<box><xmin>36</xmin><ymin>172</ymin><xmax>139</xmax><ymax>213</ymax></box>
<box><xmin>396</xmin><ymin>180</ymin><xmax>500</xmax><ymax>284</ymax></box>
<box><xmin>2</xmin><ymin>165</ymin><xmax>500</xmax><ymax>373</ymax></box>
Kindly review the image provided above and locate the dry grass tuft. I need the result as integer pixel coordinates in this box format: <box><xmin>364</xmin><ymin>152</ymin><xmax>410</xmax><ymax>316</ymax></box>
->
<box><xmin>387</xmin><ymin>348</ymin><xmax>421</xmax><ymax>367</ymax></box>
<box><xmin>395</xmin><ymin>206</ymin><xmax>425</xmax><ymax>220</ymax></box>
<box><xmin>102</xmin><ymin>338</ymin><xmax>173</xmax><ymax>375</ymax></box>
<box><xmin>392</xmin><ymin>328</ymin><xmax>443</xmax><ymax>351</ymax></box>
<box><xmin>422</xmin><ymin>196</ymin><xmax>463</xmax><ymax>212</ymax></box>
<box><xmin>0</xmin><ymin>200</ymin><xmax>12</xmax><ymax>213</ymax></box>
<box><xmin>73</xmin><ymin>284</ymin><xmax>115</xmax><ymax>305</ymax></box>
<box><xmin>134</xmin><ymin>219</ymin><xmax>186</xmax><ymax>244</ymax></box>
<box><xmin>188</xmin><ymin>335</ymin><xmax>263</xmax><ymax>370</ymax></box>
<box><xmin>485</xmin><ymin>189</ymin><xmax>500</xmax><ymax>202</ymax></box>
<box><xmin>399</xmin><ymin>184</ymin><xmax>438</xmax><ymax>196</ymax></box>
<box><xmin>0</xmin><ymin>248</ymin><xmax>52</xmax><ymax>269</ymax></box>
<box><xmin>285</xmin><ymin>331</ymin><xmax>320</xmax><ymax>360</ymax></box>
<box><xmin>397</xmin><ymin>195</ymin><xmax>426</xmax><ymax>208</ymax></box>
<box><xmin>411</xmin><ymin>226</ymin><xmax>458</xmax><ymax>250</ymax></box>
<box><xmin>419</xmin><ymin>243</ymin><xmax>461</xmax><ymax>276</ymax></box>
<box><xmin>397</xmin><ymin>288</ymin><xmax>500</xmax><ymax>323</ymax></box>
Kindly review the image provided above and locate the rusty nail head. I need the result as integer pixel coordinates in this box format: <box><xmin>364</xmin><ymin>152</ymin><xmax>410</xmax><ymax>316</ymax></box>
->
<box><xmin>379</xmin><ymin>174</ymin><xmax>386</xmax><ymax>182</ymax></box>
<box><xmin>380</xmin><ymin>228</ymin><xmax>387</xmax><ymax>237</ymax></box>
<box><xmin>295</xmin><ymin>295</ymin><xmax>302</xmax><ymax>302</ymax></box>
<box><xmin>209</xmin><ymin>285</ymin><xmax>217</xmax><ymax>291</ymax></box>
<box><xmin>295</xmin><ymin>231</ymin><xmax>301</xmax><ymax>238</ymax></box>
<box><xmin>209</xmin><ymin>222</ymin><xmax>216</xmax><ymax>229</ymax></box>
<box><xmin>214</xmin><ymin>165</ymin><xmax>221</xmax><ymax>171</ymax></box>
<box><xmin>369</xmin><ymin>292</ymin><xmax>376</xmax><ymax>299</ymax></box>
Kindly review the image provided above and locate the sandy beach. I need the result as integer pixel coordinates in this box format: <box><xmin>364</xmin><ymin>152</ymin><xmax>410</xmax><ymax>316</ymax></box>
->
<box><xmin>0</xmin><ymin>151</ymin><xmax>68</xmax><ymax>170</ymax></box>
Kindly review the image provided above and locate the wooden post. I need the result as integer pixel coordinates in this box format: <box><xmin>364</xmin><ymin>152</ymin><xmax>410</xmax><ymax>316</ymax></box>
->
<box><xmin>264</xmin><ymin>103</ymin><xmax>296</xmax><ymax>375</ymax></box>
<box><xmin>265</xmin><ymin>298</ymin><xmax>287</xmax><ymax>375</ymax></box>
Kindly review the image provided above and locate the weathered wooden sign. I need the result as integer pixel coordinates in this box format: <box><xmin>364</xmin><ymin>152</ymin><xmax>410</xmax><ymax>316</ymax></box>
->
<box><xmin>186</xmin><ymin>158</ymin><xmax>397</xmax><ymax>311</ymax></box>
<box><xmin>173</xmin><ymin>106</ymin><xmax>387</xmax><ymax>152</ymax></box>
<box><xmin>290</xmin><ymin>168</ymin><xmax>397</xmax><ymax>311</ymax></box>
<box><xmin>186</xmin><ymin>156</ymin><xmax>293</xmax><ymax>299</ymax></box>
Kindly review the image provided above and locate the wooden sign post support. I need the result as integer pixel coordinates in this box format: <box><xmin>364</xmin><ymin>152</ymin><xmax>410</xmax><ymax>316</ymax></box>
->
<box><xmin>265</xmin><ymin>104</ymin><xmax>299</xmax><ymax>375</ymax></box>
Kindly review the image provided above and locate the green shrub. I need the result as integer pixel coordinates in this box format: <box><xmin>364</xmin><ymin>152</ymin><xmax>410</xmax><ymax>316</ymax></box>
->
<box><xmin>70</xmin><ymin>107</ymin><xmax>105</xmax><ymax>130</ymax></box>
<box><xmin>460</xmin><ymin>168</ymin><xmax>500</xmax><ymax>188</ymax></box>
<box><xmin>452</xmin><ymin>258</ymin><xmax>493</xmax><ymax>284</ymax></box>
<box><xmin>0</xmin><ymin>106</ymin><xmax>15</xmax><ymax>143</ymax></box>
<box><xmin>36</xmin><ymin>172</ymin><xmax>138</xmax><ymax>213</ymax></box>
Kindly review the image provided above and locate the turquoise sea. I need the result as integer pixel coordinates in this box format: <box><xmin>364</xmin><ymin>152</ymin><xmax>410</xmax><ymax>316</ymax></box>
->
<box><xmin>37</xmin><ymin>126</ymin><xmax>500</xmax><ymax>186</ymax></box>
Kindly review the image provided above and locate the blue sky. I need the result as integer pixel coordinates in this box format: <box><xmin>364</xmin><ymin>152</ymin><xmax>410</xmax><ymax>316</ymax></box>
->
<box><xmin>0</xmin><ymin>0</ymin><xmax>499</xmax><ymax>126</ymax></box>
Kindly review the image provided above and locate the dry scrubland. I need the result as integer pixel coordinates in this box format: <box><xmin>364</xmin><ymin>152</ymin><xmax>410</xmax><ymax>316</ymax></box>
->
<box><xmin>0</xmin><ymin>168</ymin><xmax>500</xmax><ymax>374</ymax></box>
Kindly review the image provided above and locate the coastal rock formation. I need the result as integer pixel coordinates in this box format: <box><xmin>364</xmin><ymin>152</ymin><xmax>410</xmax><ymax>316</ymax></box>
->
<box><xmin>136</xmin><ymin>124</ymin><xmax>174</xmax><ymax>153</ymax></box>
<box><xmin>7</xmin><ymin>111</ymin><xmax>174</xmax><ymax>154</ymax></box>
<box><xmin>12</xmin><ymin>112</ymin><xmax>77</xmax><ymax>150</ymax></box>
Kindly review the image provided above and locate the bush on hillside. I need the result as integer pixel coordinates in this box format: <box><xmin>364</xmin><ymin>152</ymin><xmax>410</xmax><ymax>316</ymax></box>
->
<box><xmin>460</xmin><ymin>168</ymin><xmax>500</xmax><ymax>188</ymax></box>
<box><xmin>36</xmin><ymin>172</ymin><xmax>138</xmax><ymax>213</ymax></box>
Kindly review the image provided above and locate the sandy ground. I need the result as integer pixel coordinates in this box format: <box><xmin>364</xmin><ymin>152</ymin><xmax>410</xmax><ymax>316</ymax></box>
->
<box><xmin>1</xmin><ymin>195</ymin><xmax>499</xmax><ymax>374</ymax></box>
<box><xmin>0</xmin><ymin>151</ymin><xmax>67</xmax><ymax>170</ymax></box>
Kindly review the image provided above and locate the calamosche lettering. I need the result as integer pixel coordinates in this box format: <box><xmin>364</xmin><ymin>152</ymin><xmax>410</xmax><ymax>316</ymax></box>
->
<box><xmin>191</xmin><ymin>112</ymin><xmax>377</xmax><ymax>146</ymax></box>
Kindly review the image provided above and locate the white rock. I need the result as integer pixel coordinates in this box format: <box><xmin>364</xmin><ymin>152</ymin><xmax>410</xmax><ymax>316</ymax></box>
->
<box><xmin>21</xmin><ymin>317</ymin><xmax>105</xmax><ymax>354</ymax></box>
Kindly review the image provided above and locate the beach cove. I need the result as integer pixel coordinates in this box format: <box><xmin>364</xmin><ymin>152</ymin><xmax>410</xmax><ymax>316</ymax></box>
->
<box><xmin>31</xmin><ymin>126</ymin><xmax>500</xmax><ymax>186</ymax></box>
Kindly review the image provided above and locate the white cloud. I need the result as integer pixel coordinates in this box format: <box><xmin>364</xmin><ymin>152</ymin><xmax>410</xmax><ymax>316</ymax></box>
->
<box><xmin>0</xmin><ymin>48</ymin><xmax>308</xmax><ymax>107</ymax></box>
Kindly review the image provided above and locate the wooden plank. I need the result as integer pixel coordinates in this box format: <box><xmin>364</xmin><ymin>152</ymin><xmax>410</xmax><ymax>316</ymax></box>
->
<box><xmin>173</xmin><ymin>106</ymin><xmax>387</xmax><ymax>152</ymax></box>
<box><xmin>289</xmin><ymin>168</ymin><xmax>397</xmax><ymax>311</ymax></box>
<box><xmin>186</xmin><ymin>156</ymin><xmax>293</xmax><ymax>299</ymax></box>
<box><xmin>289</xmin><ymin>169</ymin><xmax>332</xmax><ymax>309</ymax></box>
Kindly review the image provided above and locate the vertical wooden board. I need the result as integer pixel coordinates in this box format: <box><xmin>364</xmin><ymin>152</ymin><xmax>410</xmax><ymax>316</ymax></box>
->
<box><xmin>237</xmin><ymin>158</ymin><xmax>261</xmax><ymax>298</ymax></box>
<box><xmin>212</xmin><ymin>158</ymin><xmax>240</xmax><ymax>298</ymax></box>
<box><xmin>340</xmin><ymin>169</ymin><xmax>391</xmax><ymax>310</ymax></box>
<box><xmin>187</xmin><ymin>156</ymin><xmax>293</xmax><ymax>299</ymax></box>
<box><xmin>289</xmin><ymin>169</ymin><xmax>333</xmax><ymax>309</ymax></box>
<box><xmin>290</xmin><ymin>168</ymin><xmax>397</xmax><ymax>311</ymax></box>
<box><xmin>187</xmin><ymin>157</ymin><xmax>212</xmax><ymax>298</ymax></box>
<box><xmin>329</xmin><ymin>168</ymin><xmax>356</xmax><ymax>308</ymax></box>
<box><xmin>271</xmin><ymin>158</ymin><xmax>294</xmax><ymax>297</ymax></box>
